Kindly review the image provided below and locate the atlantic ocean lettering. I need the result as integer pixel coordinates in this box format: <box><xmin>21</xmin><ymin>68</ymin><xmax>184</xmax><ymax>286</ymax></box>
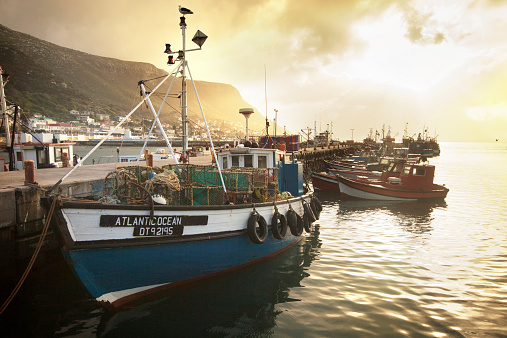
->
<box><xmin>99</xmin><ymin>215</ymin><xmax>208</xmax><ymax>227</ymax></box>
<box><xmin>99</xmin><ymin>214</ymin><xmax>208</xmax><ymax>237</ymax></box>
<box><xmin>113</xmin><ymin>216</ymin><xmax>183</xmax><ymax>227</ymax></box>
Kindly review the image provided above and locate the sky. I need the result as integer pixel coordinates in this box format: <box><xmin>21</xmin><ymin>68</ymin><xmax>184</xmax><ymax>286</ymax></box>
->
<box><xmin>1</xmin><ymin>0</ymin><xmax>507</xmax><ymax>142</ymax></box>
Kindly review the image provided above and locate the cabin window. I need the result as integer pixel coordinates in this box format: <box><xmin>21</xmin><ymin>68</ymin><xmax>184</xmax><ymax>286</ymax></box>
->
<box><xmin>16</xmin><ymin>152</ymin><xmax>23</xmax><ymax>162</ymax></box>
<box><xmin>387</xmin><ymin>162</ymin><xmax>396</xmax><ymax>172</ymax></box>
<box><xmin>222</xmin><ymin>157</ymin><xmax>228</xmax><ymax>169</ymax></box>
<box><xmin>402</xmin><ymin>166</ymin><xmax>411</xmax><ymax>175</ymax></box>
<box><xmin>244</xmin><ymin>155</ymin><xmax>253</xmax><ymax>167</ymax></box>
<box><xmin>258</xmin><ymin>156</ymin><xmax>267</xmax><ymax>168</ymax></box>
<box><xmin>232</xmin><ymin>156</ymin><xmax>239</xmax><ymax>167</ymax></box>
<box><xmin>414</xmin><ymin>168</ymin><xmax>426</xmax><ymax>176</ymax></box>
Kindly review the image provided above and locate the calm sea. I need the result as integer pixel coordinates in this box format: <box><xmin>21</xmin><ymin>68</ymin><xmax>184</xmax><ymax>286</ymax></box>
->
<box><xmin>1</xmin><ymin>142</ymin><xmax>506</xmax><ymax>337</ymax></box>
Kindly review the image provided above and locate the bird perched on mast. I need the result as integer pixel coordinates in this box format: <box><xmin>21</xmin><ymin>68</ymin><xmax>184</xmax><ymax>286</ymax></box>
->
<box><xmin>179</xmin><ymin>5</ymin><xmax>193</xmax><ymax>15</ymax></box>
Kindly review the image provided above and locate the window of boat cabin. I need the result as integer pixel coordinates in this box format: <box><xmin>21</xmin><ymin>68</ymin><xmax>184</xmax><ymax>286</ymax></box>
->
<box><xmin>402</xmin><ymin>165</ymin><xmax>411</xmax><ymax>175</ymax></box>
<box><xmin>244</xmin><ymin>155</ymin><xmax>253</xmax><ymax>167</ymax></box>
<box><xmin>232</xmin><ymin>155</ymin><xmax>239</xmax><ymax>167</ymax></box>
<box><xmin>222</xmin><ymin>157</ymin><xmax>228</xmax><ymax>169</ymax></box>
<box><xmin>414</xmin><ymin>167</ymin><xmax>426</xmax><ymax>176</ymax></box>
<box><xmin>258</xmin><ymin>155</ymin><xmax>267</xmax><ymax>168</ymax></box>
<box><xmin>387</xmin><ymin>162</ymin><xmax>404</xmax><ymax>172</ymax></box>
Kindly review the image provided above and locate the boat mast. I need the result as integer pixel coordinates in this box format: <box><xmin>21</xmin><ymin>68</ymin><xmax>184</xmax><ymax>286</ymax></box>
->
<box><xmin>180</xmin><ymin>16</ymin><xmax>188</xmax><ymax>161</ymax></box>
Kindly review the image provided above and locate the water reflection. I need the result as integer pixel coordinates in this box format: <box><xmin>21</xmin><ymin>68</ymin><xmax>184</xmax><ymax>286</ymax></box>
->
<box><xmin>90</xmin><ymin>228</ymin><xmax>322</xmax><ymax>337</ymax></box>
<box><xmin>315</xmin><ymin>190</ymin><xmax>447</xmax><ymax>235</ymax></box>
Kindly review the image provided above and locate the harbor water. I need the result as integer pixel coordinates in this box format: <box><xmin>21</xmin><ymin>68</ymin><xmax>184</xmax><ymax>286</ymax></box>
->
<box><xmin>1</xmin><ymin>142</ymin><xmax>506</xmax><ymax>337</ymax></box>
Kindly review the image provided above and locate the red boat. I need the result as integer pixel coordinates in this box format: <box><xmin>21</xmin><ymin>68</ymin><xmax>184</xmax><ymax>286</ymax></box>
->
<box><xmin>311</xmin><ymin>172</ymin><xmax>340</xmax><ymax>191</ymax></box>
<box><xmin>338</xmin><ymin>163</ymin><xmax>449</xmax><ymax>201</ymax></box>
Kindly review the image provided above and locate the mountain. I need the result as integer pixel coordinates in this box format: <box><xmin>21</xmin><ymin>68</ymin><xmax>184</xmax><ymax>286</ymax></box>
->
<box><xmin>0</xmin><ymin>24</ymin><xmax>267</xmax><ymax>131</ymax></box>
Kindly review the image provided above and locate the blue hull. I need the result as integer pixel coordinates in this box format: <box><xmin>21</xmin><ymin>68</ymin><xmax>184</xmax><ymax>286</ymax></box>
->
<box><xmin>64</xmin><ymin>232</ymin><xmax>301</xmax><ymax>306</ymax></box>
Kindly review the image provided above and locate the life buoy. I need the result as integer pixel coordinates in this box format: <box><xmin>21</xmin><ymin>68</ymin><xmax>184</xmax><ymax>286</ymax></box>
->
<box><xmin>271</xmin><ymin>211</ymin><xmax>287</xmax><ymax>240</ymax></box>
<box><xmin>247</xmin><ymin>212</ymin><xmax>268</xmax><ymax>244</ymax></box>
<box><xmin>286</xmin><ymin>209</ymin><xmax>301</xmax><ymax>236</ymax></box>
<box><xmin>303</xmin><ymin>200</ymin><xmax>316</xmax><ymax>223</ymax></box>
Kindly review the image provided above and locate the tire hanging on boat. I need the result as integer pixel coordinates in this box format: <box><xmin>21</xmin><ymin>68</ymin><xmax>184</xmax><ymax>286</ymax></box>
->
<box><xmin>310</xmin><ymin>199</ymin><xmax>320</xmax><ymax>220</ymax></box>
<box><xmin>247</xmin><ymin>212</ymin><xmax>268</xmax><ymax>244</ymax></box>
<box><xmin>303</xmin><ymin>213</ymin><xmax>312</xmax><ymax>233</ymax></box>
<box><xmin>271</xmin><ymin>211</ymin><xmax>287</xmax><ymax>240</ymax></box>
<box><xmin>286</xmin><ymin>209</ymin><xmax>301</xmax><ymax>236</ymax></box>
<box><xmin>303</xmin><ymin>200</ymin><xmax>317</xmax><ymax>223</ymax></box>
<box><xmin>312</xmin><ymin>196</ymin><xmax>323</xmax><ymax>212</ymax></box>
<box><xmin>295</xmin><ymin>213</ymin><xmax>304</xmax><ymax>236</ymax></box>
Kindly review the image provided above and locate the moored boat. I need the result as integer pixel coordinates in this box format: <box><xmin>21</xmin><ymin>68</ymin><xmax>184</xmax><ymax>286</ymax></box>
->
<box><xmin>338</xmin><ymin>162</ymin><xmax>449</xmax><ymax>201</ymax></box>
<box><xmin>41</xmin><ymin>8</ymin><xmax>321</xmax><ymax>309</ymax></box>
<box><xmin>311</xmin><ymin>171</ymin><xmax>340</xmax><ymax>191</ymax></box>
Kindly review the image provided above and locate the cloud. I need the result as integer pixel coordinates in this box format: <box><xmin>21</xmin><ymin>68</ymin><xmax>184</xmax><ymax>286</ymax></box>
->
<box><xmin>399</xmin><ymin>3</ymin><xmax>448</xmax><ymax>45</ymax></box>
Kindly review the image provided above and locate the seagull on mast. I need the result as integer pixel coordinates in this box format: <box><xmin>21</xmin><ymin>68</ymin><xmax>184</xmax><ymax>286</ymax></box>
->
<box><xmin>179</xmin><ymin>5</ymin><xmax>193</xmax><ymax>15</ymax></box>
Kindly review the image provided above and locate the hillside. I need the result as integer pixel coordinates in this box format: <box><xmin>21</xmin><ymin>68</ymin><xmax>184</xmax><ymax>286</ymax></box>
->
<box><xmin>0</xmin><ymin>24</ymin><xmax>267</xmax><ymax>130</ymax></box>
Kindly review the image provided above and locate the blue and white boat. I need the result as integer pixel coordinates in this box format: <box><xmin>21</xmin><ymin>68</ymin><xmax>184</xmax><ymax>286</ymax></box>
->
<box><xmin>43</xmin><ymin>7</ymin><xmax>320</xmax><ymax>309</ymax></box>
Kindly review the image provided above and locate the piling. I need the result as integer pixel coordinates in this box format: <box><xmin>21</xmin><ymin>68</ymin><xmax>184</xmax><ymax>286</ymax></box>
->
<box><xmin>147</xmin><ymin>153</ymin><xmax>154</xmax><ymax>167</ymax></box>
<box><xmin>24</xmin><ymin>160</ymin><xmax>35</xmax><ymax>184</ymax></box>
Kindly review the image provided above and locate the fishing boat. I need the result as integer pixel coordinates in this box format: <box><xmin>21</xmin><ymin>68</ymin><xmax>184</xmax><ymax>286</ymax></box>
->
<box><xmin>312</xmin><ymin>157</ymin><xmax>406</xmax><ymax>192</ymax></box>
<box><xmin>311</xmin><ymin>171</ymin><xmax>340</xmax><ymax>191</ymax></box>
<box><xmin>42</xmin><ymin>9</ymin><xmax>321</xmax><ymax>309</ymax></box>
<box><xmin>338</xmin><ymin>162</ymin><xmax>449</xmax><ymax>201</ymax></box>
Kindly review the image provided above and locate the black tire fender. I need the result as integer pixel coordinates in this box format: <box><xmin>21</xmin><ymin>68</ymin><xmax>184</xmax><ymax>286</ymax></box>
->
<box><xmin>303</xmin><ymin>213</ymin><xmax>312</xmax><ymax>233</ymax></box>
<box><xmin>294</xmin><ymin>213</ymin><xmax>304</xmax><ymax>236</ymax></box>
<box><xmin>310</xmin><ymin>199</ymin><xmax>320</xmax><ymax>220</ymax></box>
<box><xmin>247</xmin><ymin>212</ymin><xmax>268</xmax><ymax>244</ymax></box>
<box><xmin>303</xmin><ymin>200</ymin><xmax>316</xmax><ymax>223</ymax></box>
<box><xmin>271</xmin><ymin>211</ymin><xmax>287</xmax><ymax>240</ymax></box>
<box><xmin>286</xmin><ymin>209</ymin><xmax>300</xmax><ymax>236</ymax></box>
<box><xmin>313</xmin><ymin>196</ymin><xmax>323</xmax><ymax>212</ymax></box>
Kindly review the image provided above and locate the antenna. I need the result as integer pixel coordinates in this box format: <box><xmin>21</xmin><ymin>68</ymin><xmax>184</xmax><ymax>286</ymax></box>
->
<box><xmin>239</xmin><ymin>108</ymin><xmax>254</xmax><ymax>141</ymax></box>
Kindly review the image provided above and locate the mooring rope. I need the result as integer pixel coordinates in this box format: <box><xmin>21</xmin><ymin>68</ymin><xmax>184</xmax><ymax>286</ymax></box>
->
<box><xmin>0</xmin><ymin>197</ymin><xmax>58</xmax><ymax>315</ymax></box>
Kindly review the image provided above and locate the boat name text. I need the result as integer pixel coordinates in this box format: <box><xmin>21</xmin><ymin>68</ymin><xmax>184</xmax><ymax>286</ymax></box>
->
<box><xmin>99</xmin><ymin>215</ymin><xmax>208</xmax><ymax>227</ymax></box>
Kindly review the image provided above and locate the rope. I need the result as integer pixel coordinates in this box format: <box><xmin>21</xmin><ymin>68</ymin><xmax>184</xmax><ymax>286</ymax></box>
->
<box><xmin>145</xmin><ymin>170</ymin><xmax>181</xmax><ymax>192</ymax></box>
<box><xmin>0</xmin><ymin>197</ymin><xmax>58</xmax><ymax>315</ymax></box>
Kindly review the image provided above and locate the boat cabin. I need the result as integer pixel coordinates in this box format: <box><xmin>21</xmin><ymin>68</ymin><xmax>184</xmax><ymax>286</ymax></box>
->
<box><xmin>399</xmin><ymin>163</ymin><xmax>436</xmax><ymax>190</ymax></box>
<box><xmin>217</xmin><ymin>146</ymin><xmax>285</xmax><ymax>169</ymax></box>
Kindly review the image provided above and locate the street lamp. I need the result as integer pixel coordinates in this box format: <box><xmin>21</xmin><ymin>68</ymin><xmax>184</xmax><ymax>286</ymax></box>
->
<box><xmin>274</xmin><ymin>109</ymin><xmax>278</xmax><ymax>137</ymax></box>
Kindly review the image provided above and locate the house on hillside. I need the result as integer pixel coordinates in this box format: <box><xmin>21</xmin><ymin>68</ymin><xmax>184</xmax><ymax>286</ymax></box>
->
<box><xmin>28</xmin><ymin>116</ymin><xmax>56</xmax><ymax>131</ymax></box>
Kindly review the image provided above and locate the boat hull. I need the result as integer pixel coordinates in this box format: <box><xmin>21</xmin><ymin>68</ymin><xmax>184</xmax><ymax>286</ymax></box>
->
<box><xmin>311</xmin><ymin>172</ymin><xmax>340</xmax><ymax>191</ymax></box>
<box><xmin>338</xmin><ymin>176</ymin><xmax>448</xmax><ymax>201</ymax></box>
<box><xmin>52</xmin><ymin>194</ymin><xmax>314</xmax><ymax>308</ymax></box>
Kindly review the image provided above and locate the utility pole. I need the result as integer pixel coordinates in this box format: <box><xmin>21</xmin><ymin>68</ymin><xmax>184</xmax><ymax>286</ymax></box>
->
<box><xmin>1</xmin><ymin>67</ymin><xmax>11</xmax><ymax>148</ymax></box>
